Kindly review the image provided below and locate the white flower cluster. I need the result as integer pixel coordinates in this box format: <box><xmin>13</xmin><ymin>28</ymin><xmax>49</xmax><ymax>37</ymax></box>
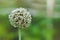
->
<box><xmin>9</xmin><ymin>8</ymin><xmax>31</xmax><ymax>28</ymax></box>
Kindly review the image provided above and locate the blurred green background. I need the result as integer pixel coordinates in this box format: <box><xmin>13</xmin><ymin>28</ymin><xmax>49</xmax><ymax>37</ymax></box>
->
<box><xmin>0</xmin><ymin>0</ymin><xmax>60</xmax><ymax>40</ymax></box>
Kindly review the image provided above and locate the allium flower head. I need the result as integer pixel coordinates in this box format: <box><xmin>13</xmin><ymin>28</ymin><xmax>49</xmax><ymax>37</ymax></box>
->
<box><xmin>9</xmin><ymin>8</ymin><xmax>31</xmax><ymax>28</ymax></box>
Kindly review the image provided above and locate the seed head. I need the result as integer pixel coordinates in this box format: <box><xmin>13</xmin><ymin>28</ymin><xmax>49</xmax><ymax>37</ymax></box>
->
<box><xmin>9</xmin><ymin>8</ymin><xmax>31</xmax><ymax>28</ymax></box>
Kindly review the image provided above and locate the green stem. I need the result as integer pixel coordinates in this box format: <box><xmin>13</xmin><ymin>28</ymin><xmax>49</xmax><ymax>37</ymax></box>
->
<box><xmin>18</xmin><ymin>28</ymin><xmax>21</xmax><ymax>40</ymax></box>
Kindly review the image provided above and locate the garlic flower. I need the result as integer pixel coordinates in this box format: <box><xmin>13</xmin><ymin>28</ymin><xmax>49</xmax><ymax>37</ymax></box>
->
<box><xmin>9</xmin><ymin>8</ymin><xmax>31</xmax><ymax>28</ymax></box>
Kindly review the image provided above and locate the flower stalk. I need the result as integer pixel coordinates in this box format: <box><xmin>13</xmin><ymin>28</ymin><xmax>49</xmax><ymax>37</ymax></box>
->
<box><xmin>18</xmin><ymin>27</ymin><xmax>21</xmax><ymax>40</ymax></box>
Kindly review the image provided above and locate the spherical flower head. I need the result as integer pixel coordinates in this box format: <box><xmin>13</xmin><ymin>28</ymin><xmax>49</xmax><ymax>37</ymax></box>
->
<box><xmin>9</xmin><ymin>8</ymin><xmax>31</xmax><ymax>28</ymax></box>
